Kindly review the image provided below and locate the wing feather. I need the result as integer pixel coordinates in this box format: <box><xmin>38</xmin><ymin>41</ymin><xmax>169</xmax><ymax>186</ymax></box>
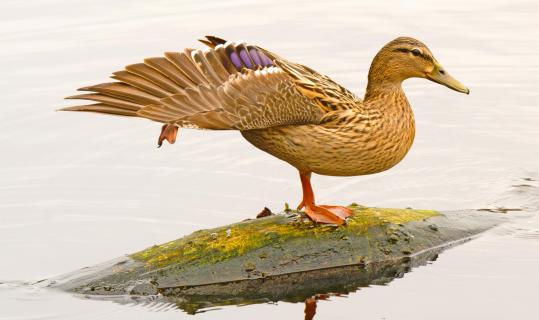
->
<box><xmin>144</xmin><ymin>57</ymin><xmax>193</xmax><ymax>88</ymax></box>
<box><xmin>61</xmin><ymin>36</ymin><xmax>360</xmax><ymax>134</ymax></box>
<box><xmin>111</xmin><ymin>70</ymin><xmax>170</xmax><ymax>97</ymax></box>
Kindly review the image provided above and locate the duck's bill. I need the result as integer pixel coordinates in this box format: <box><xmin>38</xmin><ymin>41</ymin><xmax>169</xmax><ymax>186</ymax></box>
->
<box><xmin>426</xmin><ymin>62</ymin><xmax>470</xmax><ymax>94</ymax></box>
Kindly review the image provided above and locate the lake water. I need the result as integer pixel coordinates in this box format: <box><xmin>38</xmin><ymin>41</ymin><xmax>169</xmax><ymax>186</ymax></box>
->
<box><xmin>1</xmin><ymin>0</ymin><xmax>539</xmax><ymax>319</ymax></box>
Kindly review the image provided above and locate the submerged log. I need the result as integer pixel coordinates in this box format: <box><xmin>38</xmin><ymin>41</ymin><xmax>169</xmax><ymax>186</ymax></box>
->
<box><xmin>51</xmin><ymin>205</ymin><xmax>506</xmax><ymax>312</ymax></box>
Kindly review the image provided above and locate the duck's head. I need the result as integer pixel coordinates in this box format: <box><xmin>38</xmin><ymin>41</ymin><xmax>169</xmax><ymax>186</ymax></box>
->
<box><xmin>367</xmin><ymin>37</ymin><xmax>469</xmax><ymax>94</ymax></box>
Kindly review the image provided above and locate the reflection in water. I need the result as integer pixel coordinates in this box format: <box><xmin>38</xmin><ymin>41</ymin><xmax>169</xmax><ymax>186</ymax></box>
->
<box><xmin>304</xmin><ymin>294</ymin><xmax>345</xmax><ymax>320</ymax></box>
<box><xmin>304</xmin><ymin>295</ymin><xmax>323</xmax><ymax>320</ymax></box>
<box><xmin>304</xmin><ymin>297</ymin><xmax>317</xmax><ymax>320</ymax></box>
<box><xmin>93</xmin><ymin>244</ymin><xmax>444</xmax><ymax>318</ymax></box>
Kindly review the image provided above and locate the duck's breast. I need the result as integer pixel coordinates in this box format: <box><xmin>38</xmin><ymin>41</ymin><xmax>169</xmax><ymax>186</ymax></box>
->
<box><xmin>241</xmin><ymin>114</ymin><xmax>415</xmax><ymax>176</ymax></box>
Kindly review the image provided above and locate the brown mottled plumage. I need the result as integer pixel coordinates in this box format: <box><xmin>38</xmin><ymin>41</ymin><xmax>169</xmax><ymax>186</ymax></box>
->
<box><xmin>60</xmin><ymin>35</ymin><xmax>469</xmax><ymax>225</ymax></box>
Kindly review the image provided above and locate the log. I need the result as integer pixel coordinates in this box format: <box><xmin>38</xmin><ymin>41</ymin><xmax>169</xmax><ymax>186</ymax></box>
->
<box><xmin>50</xmin><ymin>205</ymin><xmax>506</xmax><ymax>313</ymax></box>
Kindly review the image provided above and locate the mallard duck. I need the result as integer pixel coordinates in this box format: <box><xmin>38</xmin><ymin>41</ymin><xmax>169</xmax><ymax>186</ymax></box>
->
<box><xmin>60</xmin><ymin>35</ymin><xmax>468</xmax><ymax>225</ymax></box>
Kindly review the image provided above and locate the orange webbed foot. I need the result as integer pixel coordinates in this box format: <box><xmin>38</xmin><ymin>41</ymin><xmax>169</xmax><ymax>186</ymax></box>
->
<box><xmin>158</xmin><ymin>124</ymin><xmax>179</xmax><ymax>147</ymax></box>
<box><xmin>318</xmin><ymin>205</ymin><xmax>353</xmax><ymax>220</ymax></box>
<box><xmin>297</xmin><ymin>201</ymin><xmax>352</xmax><ymax>224</ymax></box>
<box><xmin>304</xmin><ymin>205</ymin><xmax>351</xmax><ymax>225</ymax></box>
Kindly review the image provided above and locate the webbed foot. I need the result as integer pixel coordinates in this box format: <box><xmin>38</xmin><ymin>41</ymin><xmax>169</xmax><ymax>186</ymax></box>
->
<box><xmin>303</xmin><ymin>204</ymin><xmax>351</xmax><ymax>225</ymax></box>
<box><xmin>158</xmin><ymin>124</ymin><xmax>178</xmax><ymax>147</ymax></box>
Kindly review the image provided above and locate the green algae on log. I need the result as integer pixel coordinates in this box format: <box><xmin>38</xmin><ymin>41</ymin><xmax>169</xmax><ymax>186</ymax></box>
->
<box><xmin>131</xmin><ymin>205</ymin><xmax>438</xmax><ymax>269</ymax></box>
<box><xmin>52</xmin><ymin>206</ymin><xmax>505</xmax><ymax>300</ymax></box>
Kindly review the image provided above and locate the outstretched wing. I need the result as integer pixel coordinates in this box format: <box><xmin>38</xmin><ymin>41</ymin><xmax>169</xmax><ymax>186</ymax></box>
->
<box><xmin>61</xmin><ymin>36</ymin><xmax>360</xmax><ymax>131</ymax></box>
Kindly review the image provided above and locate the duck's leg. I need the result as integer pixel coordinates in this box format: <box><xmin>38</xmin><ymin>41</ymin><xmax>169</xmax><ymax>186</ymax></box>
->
<box><xmin>297</xmin><ymin>171</ymin><xmax>352</xmax><ymax>225</ymax></box>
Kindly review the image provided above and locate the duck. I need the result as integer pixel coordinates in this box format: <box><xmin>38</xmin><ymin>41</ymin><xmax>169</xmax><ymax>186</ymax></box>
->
<box><xmin>60</xmin><ymin>35</ymin><xmax>469</xmax><ymax>225</ymax></box>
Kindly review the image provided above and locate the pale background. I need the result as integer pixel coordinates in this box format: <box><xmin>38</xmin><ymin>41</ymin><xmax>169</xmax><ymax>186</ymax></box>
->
<box><xmin>1</xmin><ymin>0</ymin><xmax>538</xmax><ymax>319</ymax></box>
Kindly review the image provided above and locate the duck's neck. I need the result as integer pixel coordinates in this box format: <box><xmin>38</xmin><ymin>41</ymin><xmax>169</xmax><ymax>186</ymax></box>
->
<box><xmin>364</xmin><ymin>67</ymin><xmax>406</xmax><ymax>103</ymax></box>
<box><xmin>363</xmin><ymin>80</ymin><xmax>410</xmax><ymax>115</ymax></box>
<box><xmin>363</xmin><ymin>49</ymin><xmax>409</xmax><ymax>105</ymax></box>
<box><xmin>364</xmin><ymin>82</ymin><xmax>405</xmax><ymax>103</ymax></box>
<box><xmin>358</xmin><ymin>50</ymin><xmax>416</xmax><ymax>156</ymax></box>
<box><xmin>363</xmin><ymin>70</ymin><xmax>414</xmax><ymax>131</ymax></box>
<box><xmin>362</xmin><ymin>76</ymin><xmax>416</xmax><ymax>155</ymax></box>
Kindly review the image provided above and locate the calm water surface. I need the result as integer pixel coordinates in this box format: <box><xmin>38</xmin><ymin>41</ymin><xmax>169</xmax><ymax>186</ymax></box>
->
<box><xmin>1</xmin><ymin>0</ymin><xmax>539</xmax><ymax>319</ymax></box>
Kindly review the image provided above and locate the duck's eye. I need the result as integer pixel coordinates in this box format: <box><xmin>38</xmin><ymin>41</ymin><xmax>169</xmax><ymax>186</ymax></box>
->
<box><xmin>411</xmin><ymin>49</ymin><xmax>421</xmax><ymax>56</ymax></box>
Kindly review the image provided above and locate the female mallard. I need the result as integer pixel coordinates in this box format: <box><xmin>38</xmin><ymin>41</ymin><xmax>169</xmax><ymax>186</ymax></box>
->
<box><xmin>61</xmin><ymin>36</ymin><xmax>468</xmax><ymax>225</ymax></box>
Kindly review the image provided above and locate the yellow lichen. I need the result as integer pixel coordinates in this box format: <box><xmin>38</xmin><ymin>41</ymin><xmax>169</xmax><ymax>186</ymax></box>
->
<box><xmin>130</xmin><ymin>206</ymin><xmax>438</xmax><ymax>269</ymax></box>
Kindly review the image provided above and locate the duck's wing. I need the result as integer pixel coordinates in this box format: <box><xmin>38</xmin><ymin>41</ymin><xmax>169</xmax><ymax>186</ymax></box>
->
<box><xmin>263</xmin><ymin>51</ymin><xmax>362</xmax><ymax>113</ymax></box>
<box><xmin>61</xmin><ymin>36</ymin><xmax>359</xmax><ymax>132</ymax></box>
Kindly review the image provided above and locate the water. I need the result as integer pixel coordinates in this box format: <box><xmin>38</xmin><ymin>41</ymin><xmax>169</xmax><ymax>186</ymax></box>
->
<box><xmin>1</xmin><ymin>0</ymin><xmax>539</xmax><ymax>319</ymax></box>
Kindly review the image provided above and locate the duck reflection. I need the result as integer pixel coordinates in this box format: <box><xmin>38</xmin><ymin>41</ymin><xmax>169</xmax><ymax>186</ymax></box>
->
<box><xmin>305</xmin><ymin>294</ymin><xmax>340</xmax><ymax>320</ymax></box>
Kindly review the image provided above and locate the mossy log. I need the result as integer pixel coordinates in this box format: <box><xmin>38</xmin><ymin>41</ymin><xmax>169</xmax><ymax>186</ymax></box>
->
<box><xmin>52</xmin><ymin>205</ymin><xmax>505</xmax><ymax>311</ymax></box>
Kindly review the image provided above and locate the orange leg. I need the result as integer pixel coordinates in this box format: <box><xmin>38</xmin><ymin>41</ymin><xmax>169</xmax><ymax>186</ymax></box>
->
<box><xmin>297</xmin><ymin>171</ymin><xmax>352</xmax><ymax>225</ymax></box>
